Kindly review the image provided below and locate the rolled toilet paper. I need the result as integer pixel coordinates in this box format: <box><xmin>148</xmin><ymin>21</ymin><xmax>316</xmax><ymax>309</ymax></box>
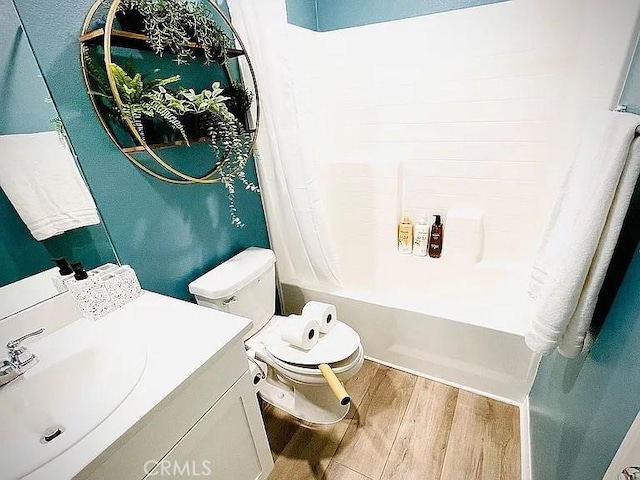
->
<box><xmin>302</xmin><ymin>301</ymin><xmax>337</xmax><ymax>334</ymax></box>
<box><xmin>280</xmin><ymin>314</ymin><xmax>320</xmax><ymax>350</ymax></box>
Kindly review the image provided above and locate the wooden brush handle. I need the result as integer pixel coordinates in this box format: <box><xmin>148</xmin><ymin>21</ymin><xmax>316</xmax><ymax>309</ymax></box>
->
<box><xmin>319</xmin><ymin>363</ymin><xmax>351</xmax><ymax>406</ymax></box>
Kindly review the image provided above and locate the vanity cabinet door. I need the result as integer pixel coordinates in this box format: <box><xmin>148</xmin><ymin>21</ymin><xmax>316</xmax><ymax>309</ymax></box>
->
<box><xmin>144</xmin><ymin>371</ymin><xmax>273</xmax><ymax>480</ymax></box>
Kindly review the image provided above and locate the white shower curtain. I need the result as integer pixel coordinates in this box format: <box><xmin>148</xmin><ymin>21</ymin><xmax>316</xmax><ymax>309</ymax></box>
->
<box><xmin>227</xmin><ymin>0</ymin><xmax>341</xmax><ymax>287</ymax></box>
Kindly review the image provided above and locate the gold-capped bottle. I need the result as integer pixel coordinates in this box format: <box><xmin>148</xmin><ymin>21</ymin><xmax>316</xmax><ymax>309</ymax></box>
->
<box><xmin>398</xmin><ymin>216</ymin><xmax>413</xmax><ymax>254</ymax></box>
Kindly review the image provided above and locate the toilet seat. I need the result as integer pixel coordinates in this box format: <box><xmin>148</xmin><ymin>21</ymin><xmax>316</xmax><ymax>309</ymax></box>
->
<box><xmin>258</xmin><ymin>344</ymin><xmax>364</xmax><ymax>385</ymax></box>
<box><xmin>247</xmin><ymin>316</ymin><xmax>363</xmax><ymax>386</ymax></box>
<box><xmin>254</xmin><ymin>339</ymin><xmax>365</xmax><ymax>424</ymax></box>
<box><xmin>262</xmin><ymin>320</ymin><xmax>361</xmax><ymax>366</ymax></box>
<box><xmin>248</xmin><ymin>316</ymin><xmax>365</xmax><ymax>424</ymax></box>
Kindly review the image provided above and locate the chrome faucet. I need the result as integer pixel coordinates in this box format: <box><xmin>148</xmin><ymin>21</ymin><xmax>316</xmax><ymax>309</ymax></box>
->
<box><xmin>0</xmin><ymin>328</ymin><xmax>44</xmax><ymax>387</ymax></box>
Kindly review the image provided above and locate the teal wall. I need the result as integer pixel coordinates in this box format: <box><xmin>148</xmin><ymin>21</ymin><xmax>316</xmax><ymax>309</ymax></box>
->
<box><xmin>529</xmin><ymin>35</ymin><xmax>640</xmax><ymax>478</ymax></box>
<box><xmin>286</xmin><ymin>0</ymin><xmax>317</xmax><ymax>31</ymax></box>
<box><xmin>0</xmin><ymin>0</ymin><xmax>117</xmax><ymax>287</ymax></box>
<box><xmin>0</xmin><ymin>1</ymin><xmax>53</xmax><ymax>134</ymax></box>
<box><xmin>286</xmin><ymin>0</ymin><xmax>509</xmax><ymax>31</ymax></box>
<box><xmin>12</xmin><ymin>0</ymin><xmax>269</xmax><ymax>301</ymax></box>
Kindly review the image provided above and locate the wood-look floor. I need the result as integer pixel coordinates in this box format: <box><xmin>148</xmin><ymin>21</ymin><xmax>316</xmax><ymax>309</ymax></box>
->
<box><xmin>263</xmin><ymin>360</ymin><xmax>520</xmax><ymax>480</ymax></box>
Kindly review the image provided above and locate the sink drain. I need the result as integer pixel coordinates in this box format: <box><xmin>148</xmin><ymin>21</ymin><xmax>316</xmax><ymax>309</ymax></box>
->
<box><xmin>40</xmin><ymin>425</ymin><xmax>65</xmax><ymax>444</ymax></box>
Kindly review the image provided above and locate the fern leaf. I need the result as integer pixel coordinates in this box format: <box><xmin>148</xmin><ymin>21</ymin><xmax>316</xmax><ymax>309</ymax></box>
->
<box><xmin>144</xmin><ymin>99</ymin><xmax>189</xmax><ymax>144</ymax></box>
<box><xmin>83</xmin><ymin>46</ymin><xmax>112</xmax><ymax>99</ymax></box>
<box><xmin>122</xmin><ymin>104</ymin><xmax>145</xmax><ymax>142</ymax></box>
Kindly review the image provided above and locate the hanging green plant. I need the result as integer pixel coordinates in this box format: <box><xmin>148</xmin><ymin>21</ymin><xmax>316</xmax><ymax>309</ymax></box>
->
<box><xmin>84</xmin><ymin>54</ymin><xmax>258</xmax><ymax>226</ymax></box>
<box><xmin>146</xmin><ymin>82</ymin><xmax>250</xmax><ymax>165</ymax></box>
<box><xmin>83</xmin><ymin>50</ymin><xmax>184</xmax><ymax>142</ymax></box>
<box><xmin>108</xmin><ymin>63</ymin><xmax>189</xmax><ymax>142</ymax></box>
<box><xmin>225</xmin><ymin>81</ymin><xmax>253</xmax><ymax>129</ymax></box>
<box><xmin>116</xmin><ymin>0</ymin><xmax>233</xmax><ymax>65</ymax></box>
<box><xmin>150</xmin><ymin>83</ymin><xmax>258</xmax><ymax>226</ymax></box>
<box><xmin>81</xmin><ymin>0</ymin><xmax>261</xmax><ymax>227</ymax></box>
<box><xmin>83</xmin><ymin>47</ymin><xmax>126</xmax><ymax>125</ymax></box>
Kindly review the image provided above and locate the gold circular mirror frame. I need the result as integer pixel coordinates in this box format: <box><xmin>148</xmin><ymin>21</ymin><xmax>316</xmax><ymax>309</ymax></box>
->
<box><xmin>80</xmin><ymin>0</ymin><xmax>260</xmax><ymax>184</ymax></box>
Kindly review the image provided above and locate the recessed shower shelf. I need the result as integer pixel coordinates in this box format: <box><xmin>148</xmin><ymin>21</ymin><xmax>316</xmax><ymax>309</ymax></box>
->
<box><xmin>79</xmin><ymin>28</ymin><xmax>245</xmax><ymax>59</ymax></box>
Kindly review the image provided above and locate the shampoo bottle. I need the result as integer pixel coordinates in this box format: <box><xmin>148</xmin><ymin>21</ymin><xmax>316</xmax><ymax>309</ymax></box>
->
<box><xmin>397</xmin><ymin>216</ymin><xmax>413</xmax><ymax>254</ymax></box>
<box><xmin>428</xmin><ymin>215</ymin><xmax>444</xmax><ymax>258</ymax></box>
<box><xmin>413</xmin><ymin>217</ymin><xmax>430</xmax><ymax>257</ymax></box>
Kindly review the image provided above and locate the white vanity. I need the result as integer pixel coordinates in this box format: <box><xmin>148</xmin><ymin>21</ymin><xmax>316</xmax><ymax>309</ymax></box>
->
<box><xmin>0</xmin><ymin>290</ymin><xmax>274</xmax><ymax>480</ymax></box>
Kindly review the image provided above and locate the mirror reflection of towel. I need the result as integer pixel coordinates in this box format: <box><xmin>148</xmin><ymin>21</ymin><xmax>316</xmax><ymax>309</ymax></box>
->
<box><xmin>0</xmin><ymin>131</ymin><xmax>99</xmax><ymax>240</ymax></box>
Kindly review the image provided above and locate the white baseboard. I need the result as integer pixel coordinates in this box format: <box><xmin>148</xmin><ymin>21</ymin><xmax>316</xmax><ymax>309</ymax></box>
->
<box><xmin>365</xmin><ymin>355</ymin><xmax>521</xmax><ymax>407</ymax></box>
<box><xmin>520</xmin><ymin>396</ymin><xmax>532</xmax><ymax>480</ymax></box>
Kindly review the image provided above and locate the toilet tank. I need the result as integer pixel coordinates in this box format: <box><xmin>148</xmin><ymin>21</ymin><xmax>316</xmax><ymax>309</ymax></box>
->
<box><xmin>188</xmin><ymin>247</ymin><xmax>276</xmax><ymax>340</ymax></box>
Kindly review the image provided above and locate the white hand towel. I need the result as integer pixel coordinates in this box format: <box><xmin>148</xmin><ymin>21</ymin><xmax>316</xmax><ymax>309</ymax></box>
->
<box><xmin>0</xmin><ymin>131</ymin><xmax>99</xmax><ymax>240</ymax></box>
<box><xmin>525</xmin><ymin>111</ymin><xmax>640</xmax><ymax>357</ymax></box>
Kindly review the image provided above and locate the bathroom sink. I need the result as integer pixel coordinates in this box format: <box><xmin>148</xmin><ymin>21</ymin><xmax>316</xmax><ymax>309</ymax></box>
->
<box><xmin>0</xmin><ymin>319</ymin><xmax>147</xmax><ymax>479</ymax></box>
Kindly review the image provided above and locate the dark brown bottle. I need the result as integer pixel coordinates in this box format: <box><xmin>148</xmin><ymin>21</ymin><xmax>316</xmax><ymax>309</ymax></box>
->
<box><xmin>428</xmin><ymin>215</ymin><xmax>444</xmax><ymax>258</ymax></box>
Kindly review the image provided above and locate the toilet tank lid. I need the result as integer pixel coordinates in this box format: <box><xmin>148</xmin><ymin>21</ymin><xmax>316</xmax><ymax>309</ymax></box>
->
<box><xmin>188</xmin><ymin>247</ymin><xmax>276</xmax><ymax>299</ymax></box>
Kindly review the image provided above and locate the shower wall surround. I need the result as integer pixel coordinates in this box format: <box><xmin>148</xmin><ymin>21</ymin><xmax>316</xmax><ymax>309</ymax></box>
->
<box><xmin>284</xmin><ymin>0</ymin><xmax>640</xmax><ymax>293</ymax></box>
<box><xmin>12</xmin><ymin>0</ymin><xmax>270</xmax><ymax>300</ymax></box>
<box><xmin>282</xmin><ymin>1</ymin><xmax>640</xmax><ymax>477</ymax></box>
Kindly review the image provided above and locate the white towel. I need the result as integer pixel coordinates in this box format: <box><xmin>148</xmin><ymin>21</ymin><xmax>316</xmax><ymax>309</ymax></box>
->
<box><xmin>0</xmin><ymin>131</ymin><xmax>99</xmax><ymax>240</ymax></box>
<box><xmin>526</xmin><ymin>111</ymin><xmax>640</xmax><ymax>357</ymax></box>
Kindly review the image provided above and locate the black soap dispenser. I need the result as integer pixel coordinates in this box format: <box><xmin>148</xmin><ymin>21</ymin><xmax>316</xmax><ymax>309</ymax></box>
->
<box><xmin>52</xmin><ymin>257</ymin><xmax>74</xmax><ymax>292</ymax></box>
<box><xmin>71</xmin><ymin>262</ymin><xmax>89</xmax><ymax>280</ymax></box>
<box><xmin>53</xmin><ymin>257</ymin><xmax>73</xmax><ymax>276</ymax></box>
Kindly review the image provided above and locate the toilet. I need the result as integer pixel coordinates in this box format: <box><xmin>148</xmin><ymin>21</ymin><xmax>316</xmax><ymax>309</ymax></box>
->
<box><xmin>188</xmin><ymin>247</ymin><xmax>364</xmax><ymax>424</ymax></box>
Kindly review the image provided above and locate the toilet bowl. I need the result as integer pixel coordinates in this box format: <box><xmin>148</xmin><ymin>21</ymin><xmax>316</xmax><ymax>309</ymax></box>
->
<box><xmin>188</xmin><ymin>247</ymin><xmax>364</xmax><ymax>424</ymax></box>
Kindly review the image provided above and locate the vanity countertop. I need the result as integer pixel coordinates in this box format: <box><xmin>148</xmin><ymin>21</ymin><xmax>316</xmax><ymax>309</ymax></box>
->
<box><xmin>23</xmin><ymin>291</ymin><xmax>252</xmax><ymax>480</ymax></box>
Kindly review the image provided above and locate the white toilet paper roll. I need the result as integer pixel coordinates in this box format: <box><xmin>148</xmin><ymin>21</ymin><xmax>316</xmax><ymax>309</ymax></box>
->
<box><xmin>280</xmin><ymin>314</ymin><xmax>320</xmax><ymax>350</ymax></box>
<box><xmin>302</xmin><ymin>301</ymin><xmax>337</xmax><ymax>334</ymax></box>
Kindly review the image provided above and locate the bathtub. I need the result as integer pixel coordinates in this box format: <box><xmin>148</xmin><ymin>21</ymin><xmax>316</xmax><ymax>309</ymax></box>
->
<box><xmin>281</xmin><ymin>263</ymin><xmax>540</xmax><ymax>404</ymax></box>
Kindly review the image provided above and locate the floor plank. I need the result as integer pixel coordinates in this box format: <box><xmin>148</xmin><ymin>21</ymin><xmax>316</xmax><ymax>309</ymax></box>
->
<box><xmin>268</xmin><ymin>418</ymin><xmax>352</xmax><ymax>480</ymax></box>
<box><xmin>262</xmin><ymin>403</ymin><xmax>300</xmax><ymax>460</ymax></box>
<box><xmin>439</xmin><ymin>390</ymin><xmax>521</xmax><ymax>480</ymax></box>
<box><xmin>342</xmin><ymin>360</ymin><xmax>381</xmax><ymax>411</ymax></box>
<box><xmin>380</xmin><ymin>378</ymin><xmax>458</xmax><ymax>480</ymax></box>
<box><xmin>323</xmin><ymin>461</ymin><xmax>372</xmax><ymax>480</ymax></box>
<box><xmin>264</xmin><ymin>360</ymin><xmax>521</xmax><ymax>480</ymax></box>
<box><xmin>332</xmin><ymin>366</ymin><xmax>417</xmax><ymax>480</ymax></box>
<box><xmin>267</xmin><ymin>360</ymin><xmax>380</xmax><ymax>480</ymax></box>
